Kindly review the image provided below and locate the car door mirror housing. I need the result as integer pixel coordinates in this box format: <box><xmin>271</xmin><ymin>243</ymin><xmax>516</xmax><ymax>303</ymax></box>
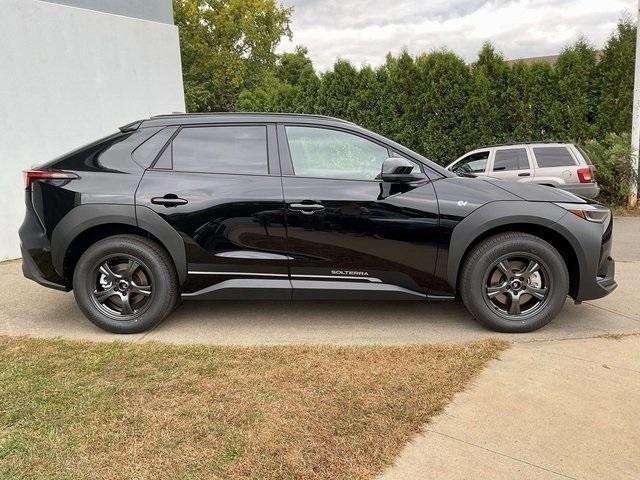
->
<box><xmin>377</xmin><ymin>157</ymin><xmax>426</xmax><ymax>183</ymax></box>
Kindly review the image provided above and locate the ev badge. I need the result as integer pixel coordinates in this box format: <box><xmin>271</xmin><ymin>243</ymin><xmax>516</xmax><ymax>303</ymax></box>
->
<box><xmin>457</xmin><ymin>200</ymin><xmax>468</xmax><ymax>207</ymax></box>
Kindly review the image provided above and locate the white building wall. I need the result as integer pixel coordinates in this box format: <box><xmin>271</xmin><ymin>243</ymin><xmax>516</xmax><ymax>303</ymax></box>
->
<box><xmin>0</xmin><ymin>0</ymin><xmax>185</xmax><ymax>259</ymax></box>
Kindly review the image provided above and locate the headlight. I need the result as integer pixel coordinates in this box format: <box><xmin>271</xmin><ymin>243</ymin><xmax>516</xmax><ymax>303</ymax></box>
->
<box><xmin>554</xmin><ymin>202</ymin><xmax>611</xmax><ymax>223</ymax></box>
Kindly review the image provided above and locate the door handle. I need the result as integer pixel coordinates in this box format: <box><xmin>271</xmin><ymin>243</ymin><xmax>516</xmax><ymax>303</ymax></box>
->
<box><xmin>518</xmin><ymin>172</ymin><xmax>531</xmax><ymax>177</ymax></box>
<box><xmin>289</xmin><ymin>203</ymin><xmax>325</xmax><ymax>215</ymax></box>
<box><xmin>151</xmin><ymin>195</ymin><xmax>188</xmax><ymax>207</ymax></box>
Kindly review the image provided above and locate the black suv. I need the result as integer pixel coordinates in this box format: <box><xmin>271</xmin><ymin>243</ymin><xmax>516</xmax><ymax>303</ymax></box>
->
<box><xmin>19</xmin><ymin>113</ymin><xmax>616</xmax><ymax>333</ymax></box>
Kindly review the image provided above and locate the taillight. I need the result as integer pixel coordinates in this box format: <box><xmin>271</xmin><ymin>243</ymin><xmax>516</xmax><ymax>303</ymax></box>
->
<box><xmin>24</xmin><ymin>170</ymin><xmax>78</xmax><ymax>190</ymax></box>
<box><xmin>577</xmin><ymin>167</ymin><xmax>593</xmax><ymax>184</ymax></box>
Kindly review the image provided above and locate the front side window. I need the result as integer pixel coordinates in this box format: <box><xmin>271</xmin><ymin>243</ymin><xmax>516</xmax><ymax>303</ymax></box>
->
<box><xmin>172</xmin><ymin>126</ymin><xmax>268</xmax><ymax>175</ymax></box>
<box><xmin>452</xmin><ymin>151</ymin><xmax>489</xmax><ymax>174</ymax></box>
<box><xmin>493</xmin><ymin>148</ymin><xmax>529</xmax><ymax>172</ymax></box>
<box><xmin>534</xmin><ymin>147</ymin><xmax>577</xmax><ymax>168</ymax></box>
<box><xmin>285</xmin><ymin>126</ymin><xmax>391</xmax><ymax>180</ymax></box>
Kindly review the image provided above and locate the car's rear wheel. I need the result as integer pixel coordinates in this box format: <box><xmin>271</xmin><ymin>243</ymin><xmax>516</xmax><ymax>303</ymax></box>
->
<box><xmin>460</xmin><ymin>232</ymin><xmax>569</xmax><ymax>333</ymax></box>
<box><xmin>73</xmin><ymin>235</ymin><xmax>179</xmax><ymax>333</ymax></box>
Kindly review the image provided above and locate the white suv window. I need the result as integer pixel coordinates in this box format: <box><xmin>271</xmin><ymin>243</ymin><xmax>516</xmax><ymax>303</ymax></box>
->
<box><xmin>493</xmin><ymin>148</ymin><xmax>529</xmax><ymax>172</ymax></box>
<box><xmin>534</xmin><ymin>147</ymin><xmax>577</xmax><ymax>168</ymax></box>
<box><xmin>452</xmin><ymin>151</ymin><xmax>489</xmax><ymax>174</ymax></box>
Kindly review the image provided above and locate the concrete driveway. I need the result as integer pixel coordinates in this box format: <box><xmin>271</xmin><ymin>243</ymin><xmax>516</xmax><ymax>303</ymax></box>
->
<box><xmin>1</xmin><ymin>217</ymin><xmax>639</xmax><ymax>344</ymax></box>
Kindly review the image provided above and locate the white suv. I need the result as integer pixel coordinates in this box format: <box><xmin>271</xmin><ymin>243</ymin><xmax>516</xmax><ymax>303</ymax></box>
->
<box><xmin>446</xmin><ymin>142</ymin><xmax>599</xmax><ymax>199</ymax></box>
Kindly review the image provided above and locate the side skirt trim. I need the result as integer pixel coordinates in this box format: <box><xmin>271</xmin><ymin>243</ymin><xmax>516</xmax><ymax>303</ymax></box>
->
<box><xmin>188</xmin><ymin>271</ymin><xmax>383</xmax><ymax>283</ymax></box>
<box><xmin>181</xmin><ymin>278</ymin><xmax>426</xmax><ymax>301</ymax></box>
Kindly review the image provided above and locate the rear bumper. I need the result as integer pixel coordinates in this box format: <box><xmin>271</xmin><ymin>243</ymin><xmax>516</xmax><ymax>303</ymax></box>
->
<box><xmin>21</xmin><ymin>244</ymin><xmax>67</xmax><ymax>291</ymax></box>
<box><xmin>18</xmin><ymin>193</ymin><xmax>68</xmax><ymax>291</ymax></box>
<box><xmin>561</xmin><ymin>183</ymin><xmax>600</xmax><ymax>199</ymax></box>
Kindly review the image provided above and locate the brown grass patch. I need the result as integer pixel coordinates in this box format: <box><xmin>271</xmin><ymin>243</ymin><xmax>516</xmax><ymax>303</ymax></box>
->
<box><xmin>0</xmin><ymin>336</ymin><xmax>507</xmax><ymax>479</ymax></box>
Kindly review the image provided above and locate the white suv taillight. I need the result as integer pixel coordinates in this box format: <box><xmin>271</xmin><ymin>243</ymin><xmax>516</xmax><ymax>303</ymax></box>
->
<box><xmin>576</xmin><ymin>167</ymin><xmax>593</xmax><ymax>184</ymax></box>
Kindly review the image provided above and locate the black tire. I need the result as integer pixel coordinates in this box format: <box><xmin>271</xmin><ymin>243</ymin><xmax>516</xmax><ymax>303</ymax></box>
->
<box><xmin>72</xmin><ymin>234</ymin><xmax>179</xmax><ymax>333</ymax></box>
<box><xmin>460</xmin><ymin>232</ymin><xmax>569</xmax><ymax>333</ymax></box>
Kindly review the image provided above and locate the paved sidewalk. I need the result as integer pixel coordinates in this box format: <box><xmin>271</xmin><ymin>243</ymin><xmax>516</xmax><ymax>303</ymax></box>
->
<box><xmin>378</xmin><ymin>335</ymin><xmax>640</xmax><ymax>480</ymax></box>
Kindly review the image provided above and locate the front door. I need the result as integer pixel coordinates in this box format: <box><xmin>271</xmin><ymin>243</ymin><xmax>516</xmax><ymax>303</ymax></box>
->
<box><xmin>277</xmin><ymin>124</ymin><xmax>441</xmax><ymax>299</ymax></box>
<box><xmin>136</xmin><ymin>123</ymin><xmax>290</xmax><ymax>298</ymax></box>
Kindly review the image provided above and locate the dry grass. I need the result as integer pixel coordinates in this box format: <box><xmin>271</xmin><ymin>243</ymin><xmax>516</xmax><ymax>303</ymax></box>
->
<box><xmin>0</xmin><ymin>336</ymin><xmax>507</xmax><ymax>480</ymax></box>
<box><xmin>611</xmin><ymin>205</ymin><xmax>640</xmax><ymax>217</ymax></box>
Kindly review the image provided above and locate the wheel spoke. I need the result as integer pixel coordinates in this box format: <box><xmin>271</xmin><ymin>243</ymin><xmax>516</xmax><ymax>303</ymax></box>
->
<box><xmin>487</xmin><ymin>282</ymin><xmax>508</xmax><ymax>298</ymax></box>
<box><xmin>94</xmin><ymin>287</ymin><xmax>117</xmax><ymax>304</ymax></box>
<box><xmin>508</xmin><ymin>293</ymin><xmax>521</xmax><ymax>315</ymax></box>
<box><xmin>131</xmin><ymin>282</ymin><xmax>151</xmax><ymax>296</ymax></box>
<box><xmin>526</xmin><ymin>285</ymin><xmax>547</xmax><ymax>301</ymax></box>
<box><xmin>124</xmin><ymin>260</ymin><xmax>140</xmax><ymax>279</ymax></box>
<box><xmin>523</xmin><ymin>260</ymin><xmax>540</xmax><ymax>277</ymax></box>
<box><xmin>496</xmin><ymin>260</ymin><xmax>512</xmax><ymax>277</ymax></box>
<box><xmin>99</xmin><ymin>263</ymin><xmax>120</xmax><ymax>280</ymax></box>
<box><xmin>121</xmin><ymin>294</ymin><xmax>134</xmax><ymax>315</ymax></box>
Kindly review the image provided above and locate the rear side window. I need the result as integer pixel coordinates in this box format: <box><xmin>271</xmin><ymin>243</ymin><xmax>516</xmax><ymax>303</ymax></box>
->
<box><xmin>452</xmin><ymin>151</ymin><xmax>489</xmax><ymax>174</ymax></box>
<box><xmin>133</xmin><ymin>127</ymin><xmax>178</xmax><ymax>168</ymax></box>
<box><xmin>534</xmin><ymin>147</ymin><xmax>577</xmax><ymax>168</ymax></box>
<box><xmin>172</xmin><ymin>126</ymin><xmax>269</xmax><ymax>175</ymax></box>
<box><xmin>493</xmin><ymin>148</ymin><xmax>529</xmax><ymax>172</ymax></box>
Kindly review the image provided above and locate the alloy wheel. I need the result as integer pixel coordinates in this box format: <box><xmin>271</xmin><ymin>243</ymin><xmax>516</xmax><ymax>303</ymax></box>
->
<box><xmin>90</xmin><ymin>255</ymin><xmax>154</xmax><ymax>319</ymax></box>
<box><xmin>483</xmin><ymin>254</ymin><xmax>550</xmax><ymax>320</ymax></box>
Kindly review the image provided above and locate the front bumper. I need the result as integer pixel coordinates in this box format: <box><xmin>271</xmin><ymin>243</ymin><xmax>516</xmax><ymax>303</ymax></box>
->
<box><xmin>576</xmin><ymin>252</ymin><xmax>617</xmax><ymax>301</ymax></box>
<box><xmin>557</xmin><ymin>209</ymin><xmax>617</xmax><ymax>302</ymax></box>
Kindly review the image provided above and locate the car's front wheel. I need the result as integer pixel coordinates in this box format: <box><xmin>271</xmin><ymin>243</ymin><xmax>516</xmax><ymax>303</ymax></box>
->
<box><xmin>460</xmin><ymin>232</ymin><xmax>569</xmax><ymax>333</ymax></box>
<box><xmin>73</xmin><ymin>234</ymin><xmax>179</xmax><ymax>333</ymax></box>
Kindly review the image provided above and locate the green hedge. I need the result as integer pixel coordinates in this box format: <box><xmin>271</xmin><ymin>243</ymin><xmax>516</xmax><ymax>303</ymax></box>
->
<box><xmin>236</xmin><ymin>21</ymin><xmax>637</xmax><ymax>205</ymax></box>
<box><xmin>584</xmin><ymin>133</ymin><xmax>636</xmax><ymax>205</ymax></box>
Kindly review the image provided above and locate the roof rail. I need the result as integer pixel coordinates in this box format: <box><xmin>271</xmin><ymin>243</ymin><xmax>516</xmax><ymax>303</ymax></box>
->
<box><xmin>150</xmin><ymin>111</ymin><xmax>355</xmax><ymax>124</ymax></box>
<box><xmin>478</xmin><ymin>140</ymin><xmax>569</xmax><ymax>149</ymax></box>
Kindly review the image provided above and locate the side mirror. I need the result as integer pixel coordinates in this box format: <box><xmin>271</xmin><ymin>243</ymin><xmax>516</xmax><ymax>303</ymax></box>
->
<box><xmin>377</xmin><ymin>157</ymin><xmax>426</xmax><ymax>183</ymax></box>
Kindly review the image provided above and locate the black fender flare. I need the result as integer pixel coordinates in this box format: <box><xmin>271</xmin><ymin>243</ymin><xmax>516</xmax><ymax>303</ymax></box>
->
<box><xmin>51</xmin><ymin>204</ymin><xmax>187</xmax><ymax>283</ymax></box>
<box><xmin>446</xmin><ymin>201</ymin><xmax>587</xmax><ymax>289</ymax></box>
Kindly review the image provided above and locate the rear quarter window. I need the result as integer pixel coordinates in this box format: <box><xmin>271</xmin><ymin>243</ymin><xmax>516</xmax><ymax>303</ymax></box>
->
<box><xmin>533</xmin><ymin>147</ymin><xmax>577</xmax><ymax>168</ymax></box>
<box><xmin>132</xmin><ymin>127</ymin><xmax>178</xmax><ymax>168</ymax></box>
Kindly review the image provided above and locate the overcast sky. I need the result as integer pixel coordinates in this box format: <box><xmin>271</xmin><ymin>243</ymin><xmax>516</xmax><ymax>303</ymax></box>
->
<box><xmin>278</xmin><ymin>0</ymin><xmax>635</xmax><ymax>70</ymax></box>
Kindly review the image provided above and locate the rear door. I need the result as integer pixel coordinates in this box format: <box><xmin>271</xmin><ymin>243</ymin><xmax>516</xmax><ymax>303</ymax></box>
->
<box><xmin>277</xmin><ymin>123</ymin><xmax>441</xmax><ymax>299</ymax></box>
<box><xmin>135</xmin><ymin>123</ymin><xmax>290</xmax><ymax>298</ymax></box>
<box><xmin>489</xmin><ymin>146</ymin><xmax>534</xmax><ymax>182</ymax></box>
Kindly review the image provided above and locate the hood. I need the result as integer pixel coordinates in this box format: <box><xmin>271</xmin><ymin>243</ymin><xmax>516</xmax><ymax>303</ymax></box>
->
<box><xmin>484</xmin><ymin>178</ymin><xmax>587</xmax><ymax>203</ymax></box>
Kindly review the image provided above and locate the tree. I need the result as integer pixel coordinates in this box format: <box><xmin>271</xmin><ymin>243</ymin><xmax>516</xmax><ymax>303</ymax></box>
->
<box><xmin>236</xmin><ymin>46</ymin><xmax>319</xmax><ymax>113</ymax></box>
<box><xmin>174</xmin><ymin>0</ymin><xmax>291</xmax><ymax>112</ymax></box>
<box><xmin>414</xmin><ymin>51</ymin><xmax>471</xmax><ymax>163</ymax></box>
<box><xmin>552</xmin><ymin>39</ymin><xmax>599</xmax><ymax>141</ymax></box>
<box><xmin>381</xmin><ymin>51</ymin><xmax>421</xmax><ymax>151</ymax></box>
<box><xmin>464</xmin><ymin>43</ymin><xmax>510</xmax><ymax>147</ymax></box>
<box><xmin>596</xmin><ymin>18</ymin><xmax>637</xmax><ymax>136</ymax></box>
<box><xmin>314</xmin><ymin>59</ymin><xmax>360</xmax><ymax>119</ymax></box>
<box><xmin>345</xmin><ymin>65</ymin><xmax>387</xmax><ymax>131</ymax></box>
